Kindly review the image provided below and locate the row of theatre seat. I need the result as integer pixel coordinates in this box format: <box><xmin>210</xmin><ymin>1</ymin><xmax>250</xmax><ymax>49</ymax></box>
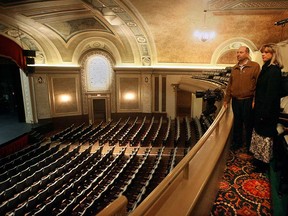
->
<box><xmin>191</xmin><ymin>69</ymin><xmax>231</xmax><ymax>86</ymax></box>
<box><xmin>0</xmin><ymin>115</ymin><xmax>215</xmax><ymax>215</ymax></box>
<box><xmin>49</xmin><ymin>115</ymin><xmax>211</xmax><ymax>149</ymax></box>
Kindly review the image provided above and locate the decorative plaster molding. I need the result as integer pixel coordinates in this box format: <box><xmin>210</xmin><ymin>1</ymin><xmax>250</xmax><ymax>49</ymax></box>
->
<box><xmin>20</xmin><ymin>70</ymin><xmax>34</xmax><ymax>123</ymax></box>
<box><xmin>85</xmin><ymin>0</ymin><xmax>152</xmax><ymax>65</ymax></box>
<box><xmin>211</xmin><ymin>37</ymin><xmax>258</xmax><ymax>64</ymax></box>
<box><xmin>209</xmin><ymin>0</ymin><xmax>288</xmax><ymax>10</ymax></box>
<box><xmin>1</xmin><ymin>26</ymin><xmax>45</xmax><ymax>64</ymax></box>
<box><xmin>80</xmin><ymin>50</ymin><xmax>115</xmax><ymax>114</ymax></box>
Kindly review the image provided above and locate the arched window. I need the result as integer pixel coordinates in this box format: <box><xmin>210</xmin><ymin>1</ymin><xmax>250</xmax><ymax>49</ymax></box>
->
<box><xmin>86</xmin><ymin>55</ymin><xmax>113</xmax><ymax>92</ymax></box>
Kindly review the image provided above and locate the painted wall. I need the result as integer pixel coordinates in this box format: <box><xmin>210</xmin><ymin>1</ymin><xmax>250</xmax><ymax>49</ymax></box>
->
<box><xmin>279</xmin><ymin>41</ymin><xmax>288</xmax><ymax>72</ymax></box>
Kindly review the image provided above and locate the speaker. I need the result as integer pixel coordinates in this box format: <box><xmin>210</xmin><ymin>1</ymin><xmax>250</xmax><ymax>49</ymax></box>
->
<box><xmin>23</xmin><ymin>50</ymin><xmax>36</xmax><ymax>57</ymax></box>
<box><xmin>26</xmin><ymin>66</ymin><xmax>35</xmax><ymax>74</ymax></box>
<box><xmin>26</xmin><ymin>57</ymin><xmax>35</xmax><ymax>64</ymax></box>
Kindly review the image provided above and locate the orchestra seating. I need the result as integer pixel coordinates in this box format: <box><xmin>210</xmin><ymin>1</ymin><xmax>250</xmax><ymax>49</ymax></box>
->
<box><xmin>0</xmin><ymin>114</ymin><xmax>211</xmax><ymax>215</ymax></box>
<box><xmin>191</xmin><ymin>68</ymin><xmax>231</xmax><ymax>86</ymax></box>
<box><xmin>0</xmin><ymin>70</ymin><xmax>232</xmax><ymax>215</ymax></box>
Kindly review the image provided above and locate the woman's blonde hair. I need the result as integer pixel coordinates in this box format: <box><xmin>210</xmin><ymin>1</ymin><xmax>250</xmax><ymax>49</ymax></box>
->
<box><xmin>260</xmin><ymin>43</ymin><xmax>284</xmax><ymax>69</ymax></box>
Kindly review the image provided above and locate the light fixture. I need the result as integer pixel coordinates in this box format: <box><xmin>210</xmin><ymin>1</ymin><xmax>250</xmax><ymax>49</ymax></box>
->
<box><xmin>194</xmin><ymin>10</ymin><xmax>216</xmax><ymax>42</ymax></box>
<box><xmin>58</xmin><ymin>94</ymin><xmax>72</xmax><ymax>103</ymax></box>
<box><xmin>123</xmin><ymin>92</ymin><xmax>136</xmax><ymax>101</ymax></box>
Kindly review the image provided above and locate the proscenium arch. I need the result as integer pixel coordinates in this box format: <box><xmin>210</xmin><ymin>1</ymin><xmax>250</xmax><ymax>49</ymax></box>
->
<box><xmin>79</xmin><ymin>50</ymin><xmax>116</xmax><ymax>114</ymax></box>
<box><xmin>211</xmin><ymin>37</ymin><xmax>259</xmax><ymax>64</ymax></box>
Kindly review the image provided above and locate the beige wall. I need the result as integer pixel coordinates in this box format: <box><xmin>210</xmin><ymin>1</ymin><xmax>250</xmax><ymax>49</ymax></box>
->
<box><xmin>33</xmin><ymin>74</ymin><xmax>51</xmax><ymax>120</ymax></box>
<box><xmin>31</xmin><ymin>68</ymin><xmax>223</xmax><ymax>121</ymax></box>
<box><xmin>279</xmin><ymin>41</ymin><xmax>288</xmax><ymax>72</ymax></box>
<box><xmin>32</xmin><ymin>67</ymin><xmax>82</xmax><ymax>120</ymax></box>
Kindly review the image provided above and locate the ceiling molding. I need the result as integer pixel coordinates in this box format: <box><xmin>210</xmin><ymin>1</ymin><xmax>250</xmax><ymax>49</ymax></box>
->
<box><xmin>208</xmin><ymin>0</ymin><xmax>288</xmax><ymax>11</ymax></box>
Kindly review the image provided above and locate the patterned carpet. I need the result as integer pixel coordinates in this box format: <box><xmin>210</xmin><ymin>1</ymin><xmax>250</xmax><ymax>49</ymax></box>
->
<box><xmin>211</xmin><ymin>148</ymin><xmax>272</xmax><ymax>216</ymax></box>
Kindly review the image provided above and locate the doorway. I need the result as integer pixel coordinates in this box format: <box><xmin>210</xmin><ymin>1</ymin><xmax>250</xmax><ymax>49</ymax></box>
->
<box><xmin>177</xmin><ymin>90</ymin><xmax>191</xmax><ymax>117</ymax></box>
<box><xmin>92</xmin><ymin>98</ymin><xmax>106</xmax><ymax>122</ymax></box>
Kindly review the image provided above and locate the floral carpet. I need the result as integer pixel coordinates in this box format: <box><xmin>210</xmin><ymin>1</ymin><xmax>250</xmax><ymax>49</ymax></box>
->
<box><xmin>211</xmin><ymin>148</ymin><xmax>272</xmax><ymax>216</ymax></box>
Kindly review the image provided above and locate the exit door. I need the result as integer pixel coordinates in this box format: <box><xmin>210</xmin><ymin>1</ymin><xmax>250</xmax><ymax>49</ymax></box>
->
<box><xmin>93</xmin><ymin>99</ymin><xmax>106</xmax><ymax>122</ymax></box>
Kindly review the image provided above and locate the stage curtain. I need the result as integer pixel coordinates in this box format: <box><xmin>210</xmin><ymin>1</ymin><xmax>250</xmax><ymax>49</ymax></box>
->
<box><xmin>0</xmin><ymin>35</ymin><xmax>26</xmax><ymax>70</ymax></box>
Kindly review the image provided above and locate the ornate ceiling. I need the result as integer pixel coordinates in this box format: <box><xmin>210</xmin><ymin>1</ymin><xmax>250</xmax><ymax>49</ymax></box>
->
<box><xmin>0</xmin><ymin>0</ymin><xmax>287</xmax><ymax>67</ymax></box>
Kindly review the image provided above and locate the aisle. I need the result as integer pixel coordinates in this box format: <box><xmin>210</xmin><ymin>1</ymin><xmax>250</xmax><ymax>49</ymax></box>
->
<box><xmin>211</xmin><ymin>148</ymin><xmax>272</xmax><ymax>215</ymax></box>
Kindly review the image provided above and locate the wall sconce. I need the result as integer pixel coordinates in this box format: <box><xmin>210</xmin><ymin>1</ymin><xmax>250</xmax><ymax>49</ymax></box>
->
<box><xmin>123</xmin><ymin>92</ymin><xmax>136</xmax><ymax>101</ymax></box>
<box><xmin>58</xmin><ymin>94</ymin><xmax>72</xmax><ymax>103</ymax></box>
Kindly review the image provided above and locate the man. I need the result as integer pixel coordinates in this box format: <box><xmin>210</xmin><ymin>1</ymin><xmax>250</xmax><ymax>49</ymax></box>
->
<box><xmin>223</xmin><ymin>46</ymin><xmax>260</xmax><ymax>151</ymax></box>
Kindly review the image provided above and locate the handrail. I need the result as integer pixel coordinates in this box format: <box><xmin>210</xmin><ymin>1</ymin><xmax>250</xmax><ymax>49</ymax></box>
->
<box><xmin>97</xmin><ymin>195</ymin><xmax>128</xmax><ymax>216</ymax></box>
<box><xmin>174</xmin><ymin>106</ymin><xmax>227</xmax><ymax>179</ymax></box>
<box><xmin>131</xmin><ymin>106</ymin><xmax>230</xmax><ymax>215</ymax></box>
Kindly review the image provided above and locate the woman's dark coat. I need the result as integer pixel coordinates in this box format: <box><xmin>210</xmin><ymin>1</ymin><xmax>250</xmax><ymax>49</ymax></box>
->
<box><xmin>254</xmin><ymin>61</ymin><xmax>282</xmax><ymax>137</ymax></box>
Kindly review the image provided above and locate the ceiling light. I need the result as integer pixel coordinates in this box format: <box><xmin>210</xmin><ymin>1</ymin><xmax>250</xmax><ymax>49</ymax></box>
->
<box><xmin>194</xmin><ymin>10</ymin><xmax>216</xmax><ymax>42</ymax></box>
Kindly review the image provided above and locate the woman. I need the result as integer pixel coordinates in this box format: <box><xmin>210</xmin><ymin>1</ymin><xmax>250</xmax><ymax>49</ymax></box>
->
<box><xmin>250</xmin><ymin>43</ymin><xmax>283</xmax><ymax>173</ymax></box>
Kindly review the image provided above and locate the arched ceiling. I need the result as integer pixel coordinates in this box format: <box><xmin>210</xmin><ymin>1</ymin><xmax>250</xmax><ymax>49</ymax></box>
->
<box><xmin>0</xmin><ymin>0</ymin><xmax>287</xmax><ymax>67</ymax></box>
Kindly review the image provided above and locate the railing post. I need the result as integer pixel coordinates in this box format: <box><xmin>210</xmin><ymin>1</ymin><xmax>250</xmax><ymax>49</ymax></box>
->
<box><xmin>216</xmin><ymin>117</ymin><xmax>222</xmax><ymax>134</ymax></box>
<box><xmin>183</xmin><ymin>164</ymin><xmax>189</xmax><ymax>179</ymax></box>
<box><xmin>215</xmin><ymin>106</ymin><xmax>226</xmax><ymax>134</ymax></box>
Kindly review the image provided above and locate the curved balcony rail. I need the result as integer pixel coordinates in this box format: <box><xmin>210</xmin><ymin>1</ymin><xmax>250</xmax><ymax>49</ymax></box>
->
<box><xmin>98</xmin><ymin>105</ymin><xmax>233</xmax><ymax>216</ymax></box>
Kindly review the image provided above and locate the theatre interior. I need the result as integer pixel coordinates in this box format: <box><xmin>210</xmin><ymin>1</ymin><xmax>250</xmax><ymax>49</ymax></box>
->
<box><xmin>0</xmin><ymin>0</ymin><xmax>288</xmax><ymax>215</ymax></box>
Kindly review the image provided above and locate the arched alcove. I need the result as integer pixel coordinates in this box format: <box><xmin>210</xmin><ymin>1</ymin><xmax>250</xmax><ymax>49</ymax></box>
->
<box><xmin>80</xmin><ymin>50</ymin><xmax>116</xmax><ymax>123</ymax></box>
<box><xmin>211</xmin><ymin>38</ymin><xmax>258</xmax><ymax>64</ymax></box>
